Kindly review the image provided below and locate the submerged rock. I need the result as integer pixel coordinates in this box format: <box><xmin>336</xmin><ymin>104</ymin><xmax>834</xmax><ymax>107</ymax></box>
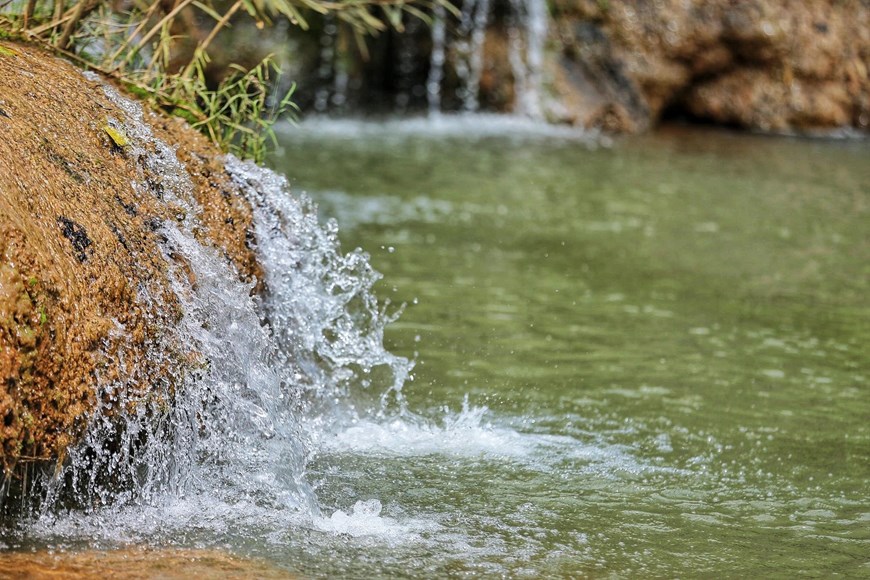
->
<box><xmin>0</xmin><ymin>547</ymin><xmax>293</xmax><ymax>579</ymax></box>
<box><xmin>0</xmin><ymin>42</ymin><xmax>260</xmax><ymax>485</ymax></box>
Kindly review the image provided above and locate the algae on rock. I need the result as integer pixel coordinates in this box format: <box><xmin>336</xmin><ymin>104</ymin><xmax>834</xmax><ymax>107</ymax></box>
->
<box><xmin>0</xmin><ymin>41</ymin><xmax>261</xmax><ymax>498</ymax></box>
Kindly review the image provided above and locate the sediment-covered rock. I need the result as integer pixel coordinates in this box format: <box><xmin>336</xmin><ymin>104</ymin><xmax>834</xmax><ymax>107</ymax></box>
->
<box><xmin>0</xmin><ymin>547</ymin><xmax>293</xmax><ymax>578</ymax></box>
<box><xmin>0</xmin><ymin>42</ymin><xmax>259</xmax><ymax>476</ymax></box>
<box><xmin>548</xmin><ymin>0</ymin><xmax>870</xmax><ymax>133</ymax></box>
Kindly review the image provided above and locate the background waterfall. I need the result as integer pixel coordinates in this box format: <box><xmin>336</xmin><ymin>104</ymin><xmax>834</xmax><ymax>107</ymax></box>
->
<box><xmin>433</xmin><ymin>0</ymin><xmax>547</xmax><ymax>116</ymax></box>
<box><xmin>454</xmin><ymin>0</ymin><xmax>491</xmax><ymax>112</ymax></box>
<box><xmin>306</xmin><ymin>0</ymin><xmax>548</xmax><ymax>117</ymax></box>
<box><xmin>507</xmin><ymin>0</ymin><xmax>547</xmax><ymax>118</ymax></box>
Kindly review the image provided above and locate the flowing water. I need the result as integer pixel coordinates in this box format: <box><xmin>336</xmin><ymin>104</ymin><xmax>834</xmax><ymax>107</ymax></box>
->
<box><xmin>2</xmin><ymin>114</ymin><xmax>868</xmax><ymax>577</ymax></box>
<box><xmin>318</xmin><ymin>0</ymin><xmax>547</xmax><ymax>116</ymax></box>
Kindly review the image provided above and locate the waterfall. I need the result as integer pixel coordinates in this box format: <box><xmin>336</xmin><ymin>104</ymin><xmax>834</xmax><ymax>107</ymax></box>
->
<box><xmin>507</xmin><ymin>0</ymin><xmax>547</xmax><ymax>118</ymax></box>
<box><xmin>453</xmin><ymin>0</ymin><xmax>491</xmax><ymax>112</ymax></box>
<box><xmin>426</xmin><ymin>3</ymin><xmax>448</xmax><ymax>114</ymax></box>
<box><xmin>427</xmin><ymin>0</ymin><xmax>548</xmax><ymax>117</ymax></box>
<box><xmin>392</xmin><ymin>16</ymin><xmax>422</xmax><ymax>111</ymax></box>
<box><xmin>314</xmin><ymin>15</ymin><xmax>338</xmax><ymax>112</ymax></box>
<box><xmin>7</xmin><ymin>78</ymin><xmax>409</xmax><ymax>528</ymax></box>
<box><xmin>305</xmin><ymin>0</ymin><xmax>549</xmax><ymax>117</ymax></box>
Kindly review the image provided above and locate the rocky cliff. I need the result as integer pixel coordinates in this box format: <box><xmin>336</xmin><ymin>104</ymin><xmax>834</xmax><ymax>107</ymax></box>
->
<box><xmin>546</xmin><ymin>0</ymin><xmax>870</xmax><ymax>133</ymax></box>
<box><xmin>279</xmin><ymin>0</ymin><xmax>870</xmax><ymax>134</ymax></box>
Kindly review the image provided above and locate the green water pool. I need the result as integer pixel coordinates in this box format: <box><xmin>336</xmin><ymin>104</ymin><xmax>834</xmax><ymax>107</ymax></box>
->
<box><xmin>271</xmin><ymin>120</ymin><xmax>869</xmax><ymax>576</ymax></box>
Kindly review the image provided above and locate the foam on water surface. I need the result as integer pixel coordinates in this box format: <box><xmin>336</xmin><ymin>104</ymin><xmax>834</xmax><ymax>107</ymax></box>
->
<box><xmin>313</xmin><ymin>499</ymin><xmax>433</xmax><ymax>541</ymax></box>
<box><xmin>281</xmin><ymin>114</ymin><xmax>601</xmax><ymax>142</ymax></box>
<box><xmin>311</xmin><ymin>396</ymin><xmax>687</xmax><ymax>482</ymax></box>
<box><xmin>308</xmin><ymin>191</ymin><xmax>456</xmax><ymax>230</ymax></box>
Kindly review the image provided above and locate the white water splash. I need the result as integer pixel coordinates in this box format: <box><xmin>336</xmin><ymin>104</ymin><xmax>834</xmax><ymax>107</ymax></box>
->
<box><xmin>224</xmin><ymin>156</ymin><xmax>412</xmax><ymax>420</ymax></box>
<box><xmin>13</xmin><ymin>78</ymin><xmax>410</xmax><ymax>529</ymax></box>
<box><xmin>314</xmin><ymin>499</ymin><xmax>429</xmax><ymax>540</ymax></box>
<box><xmin>316</xmin><ymin>396</ymin><xmax>682</xmax><ymax>478</ymax></box>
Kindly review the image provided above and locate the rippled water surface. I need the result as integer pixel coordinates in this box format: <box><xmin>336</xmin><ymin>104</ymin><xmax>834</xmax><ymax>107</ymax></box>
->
<box><xmin>272</xmin><ymin>120</ymin><xmax>869</xmax><ymax>576</ymax></box>
<box><xmin>4</xmin><ymin>118</ymin><xmax>867</xmax><ymax>577</ymax></box>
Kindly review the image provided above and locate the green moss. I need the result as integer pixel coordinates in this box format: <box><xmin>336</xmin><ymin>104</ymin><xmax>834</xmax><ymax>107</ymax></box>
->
<box><xmin>123</xmin><ymin>83</ymin><xmax>151</xmax><ymax>101</ymax></box>
<box><xmin>169</xmin><ymin>107</ymin><xmax>199</xmax><ymax>126</ymax></box>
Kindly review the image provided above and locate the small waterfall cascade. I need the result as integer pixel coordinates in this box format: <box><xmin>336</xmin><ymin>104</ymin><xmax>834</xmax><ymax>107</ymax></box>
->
<box><xmin>314</xmin><ymin>15</ymin><xmax>349</xmax><ymax>112</ymax></box>
<box><xmin>426</xmin><ymin>3</ymin><xmax>448</xmax><ymax>114</ymax></box>
<box><xmin>452</xmin><ymin>0</ymin><xmax>491</xmax><ymax>112</ymax></box>
<box><xmin>394</xmin><ymin>17</ymin><xmax>426</xmax><ymax>111</ymax></box>
<box><xmin>506</xmin><ymin>0</ymin><xmax>547</xmax><ymax>118</ymax></box>
<box><xmin>307</xmin><ymin>0</ymin><xmax>548</xmax><ymax>117</ymax></box>
<box><xmin>429</xmin><ymin>0</ymin><xmax>548</xmax><ymax>117</ymax></box>
<box><xmin>6</xmin><ymin>76</ymin><xmax>410</xmax><ymax>528</ymax></box>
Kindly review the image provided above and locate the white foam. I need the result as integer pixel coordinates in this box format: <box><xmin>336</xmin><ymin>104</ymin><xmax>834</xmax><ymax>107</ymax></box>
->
<box><xmin>314</xmin><ymin>499</ymin><xmax>428</xmax><ymax>540</ymax></box>
<box><xmin>282</xmin><ymin>114</ymin><xmax>600</xmax><ymax>142</ymax></box>
<box><xmin>315</xmin><ymin>397</ymin><xmax>676</xmax><ymax>477</ymax></box>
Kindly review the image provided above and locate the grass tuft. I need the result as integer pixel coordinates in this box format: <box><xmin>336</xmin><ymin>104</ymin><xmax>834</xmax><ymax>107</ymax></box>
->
<box><xmin>0</xmin><ymin>0</ymin><xmax>451</xmax><ymax>162</ymax></box>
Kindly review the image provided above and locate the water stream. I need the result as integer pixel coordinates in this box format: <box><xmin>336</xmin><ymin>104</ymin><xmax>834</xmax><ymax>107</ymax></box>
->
<box><xmin>1</xmin><ymin>113</ymin><xmax>868</xmax><ymax>576</ymax></box>
<box><xmin>317</xmin><ymin>0</ymin><xmax>548</xmax><ymax>116</ymax></box>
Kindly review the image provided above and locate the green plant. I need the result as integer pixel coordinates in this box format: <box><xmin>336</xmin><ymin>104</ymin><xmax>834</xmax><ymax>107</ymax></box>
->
<box><xmin>192</xmin><ymin>58</ymin><xmax>298</xmax><ymax>161</ymax></box>
<box><xmin>0</xmin><ymin>0</ymin><xmax>452</xmax><ymax>161</ymax></box>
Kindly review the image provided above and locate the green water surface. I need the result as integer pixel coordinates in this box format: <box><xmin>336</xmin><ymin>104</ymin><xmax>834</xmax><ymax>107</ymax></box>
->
<box><xmin>273</xmin><ymin>122</ymin><xmax>869</xmax><ymax>576</ymax></box>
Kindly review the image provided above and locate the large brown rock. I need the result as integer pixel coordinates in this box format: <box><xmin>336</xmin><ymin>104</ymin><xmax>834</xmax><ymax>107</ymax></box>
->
<box><xmin>0</xmin><ymin>42</ymin><xmax>260</xmax><ymax>476</ymax></box>
<box><xmin>547</xmin><ymin>0</ymin><xmax>870</xmax><ymax>133</ymax></box>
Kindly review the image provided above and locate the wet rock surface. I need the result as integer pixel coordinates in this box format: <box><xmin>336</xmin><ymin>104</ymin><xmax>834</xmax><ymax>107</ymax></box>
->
<box><xmin>0</xmin><ymin>548</ymin><xmax>293</xmax><ymax>579</ymax></box>
<box><xmin>549</xmin><ymin>0</ymin><xmax>870</xmax><ymax>133</ymax></box>
<box><xmin>0</xmin><ymin>42</ymin><xmax>259</xmax><ymax>479</ymax></box>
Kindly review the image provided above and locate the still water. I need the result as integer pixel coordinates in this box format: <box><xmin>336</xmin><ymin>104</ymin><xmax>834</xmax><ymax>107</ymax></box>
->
<box><xmin>3</xmin><ymin>117</ymin><xmax>868</xmax><ymax>577</ymax></box>
<box><xmin>272</xmin><ymin>118</ymin><xmax>869</xmax><ymax>576</ymax></box>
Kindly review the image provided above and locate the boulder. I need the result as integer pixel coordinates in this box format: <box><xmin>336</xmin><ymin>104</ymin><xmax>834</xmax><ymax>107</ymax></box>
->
<box><xmin>548</xmin><ymin>0</ymin><xmax>870</xmax><ymax>133</ymax></box>
<box><xmin>0</xmin><ymin>42</ymin><xmax>259</xmax><ymax>478</ymax></box>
